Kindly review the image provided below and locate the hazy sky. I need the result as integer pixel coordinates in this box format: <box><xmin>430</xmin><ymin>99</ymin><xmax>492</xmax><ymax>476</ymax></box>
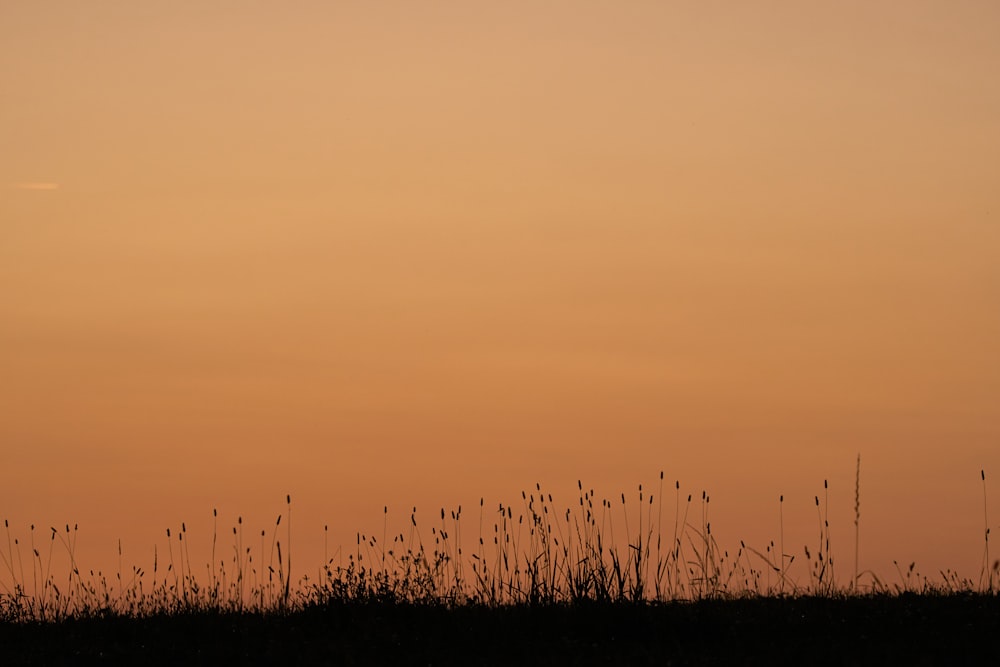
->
<box><xmin>2</xmin><ymin>1</ymin><xmax>998</xmax><ymax>588</ymax></box>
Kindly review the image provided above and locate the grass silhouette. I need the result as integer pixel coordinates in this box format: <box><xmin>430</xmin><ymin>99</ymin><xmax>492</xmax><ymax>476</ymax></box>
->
<box><xmin>2</xmin><ymin>469</ymin><xmax>997</xmax><ymax>619</ymax></box>
<box><xmin>1</xmin><ymin>470</ymin><xmax>998</xmax><ymax>665</ymax></box>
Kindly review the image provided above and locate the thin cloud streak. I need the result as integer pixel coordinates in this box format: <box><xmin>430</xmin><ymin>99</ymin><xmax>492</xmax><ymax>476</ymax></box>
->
<box><xmin>10</xmin><ymin>182</ymin><xmax>60</xmax><ymax>190</ymax></box>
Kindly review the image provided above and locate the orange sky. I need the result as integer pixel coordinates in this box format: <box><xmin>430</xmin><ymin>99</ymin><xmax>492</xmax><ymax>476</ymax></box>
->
<box><xmin>2</xmin><ymin>1</ymin><xmax>999</xmax><ymax>594</ymax></box>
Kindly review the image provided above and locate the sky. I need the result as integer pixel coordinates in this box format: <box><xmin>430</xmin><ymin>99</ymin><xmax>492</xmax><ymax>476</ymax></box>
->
<box><xmin>2</xmin><ymin>1</ymin><xmax>999</xmax><ymax>593</ymax></box>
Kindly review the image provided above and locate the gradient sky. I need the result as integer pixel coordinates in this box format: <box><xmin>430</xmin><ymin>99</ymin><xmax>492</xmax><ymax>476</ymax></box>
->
<box><xmin>2</xmin><ymin>1</ymin><xmax>999</xmax><ymax>591</ymax></box>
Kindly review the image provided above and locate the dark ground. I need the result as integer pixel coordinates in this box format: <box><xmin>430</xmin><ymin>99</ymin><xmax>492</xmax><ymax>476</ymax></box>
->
<box><xmin>2</xmin><ymin>594</ymin><xmax>998</xmax><ymax>666</ymax></box>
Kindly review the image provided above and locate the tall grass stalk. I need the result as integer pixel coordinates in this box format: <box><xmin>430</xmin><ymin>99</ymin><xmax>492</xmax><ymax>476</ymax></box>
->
<box><xmin>983</xmin><ymin>470</ymin><xmax>992</xmax><ymax>592</ymax></box>
<box><xmin>854</xmin><ymin>455</ymin><xmax>861</xmax><ymax>592</ymax></box>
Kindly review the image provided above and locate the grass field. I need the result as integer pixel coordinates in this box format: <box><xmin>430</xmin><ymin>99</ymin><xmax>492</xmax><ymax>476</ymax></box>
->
<box><xmin>3</xmin><ymin>594</ymin><xmax>998</xmax><ymax>665</ymax></box>
<box><xmin>3</xmin><ymin>468</ymin><xmax>998</xmax><ymax>664</ymax></box>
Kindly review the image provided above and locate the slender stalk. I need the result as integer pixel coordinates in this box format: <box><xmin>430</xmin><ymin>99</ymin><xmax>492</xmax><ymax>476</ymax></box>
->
<box><xmin>779</xmin><ymin>495</ymin><xmax>785</xmax><ymax>595</ymax></box>
<box><xmin>983</xmin><ymin>470</ymin><xmax>991</xmax><ymax>592</ymax></box>
<box><xmin>854</xmin><ymin>455</ymin><xmax>861</xmax><ymax>592</ymax></box>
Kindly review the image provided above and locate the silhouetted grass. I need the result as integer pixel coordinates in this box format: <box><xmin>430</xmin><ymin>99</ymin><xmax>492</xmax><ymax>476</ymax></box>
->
<box><xmin>2</xmin><ymin>470</ymin><xmax>998</xmax><ymax>664</ymax></box>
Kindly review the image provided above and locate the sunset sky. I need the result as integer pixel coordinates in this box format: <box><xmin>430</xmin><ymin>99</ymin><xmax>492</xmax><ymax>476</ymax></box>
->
<box><xmin>2</xmin><ymin>1</ymin><xmax>998</xmax><ymax>590</ymax></box>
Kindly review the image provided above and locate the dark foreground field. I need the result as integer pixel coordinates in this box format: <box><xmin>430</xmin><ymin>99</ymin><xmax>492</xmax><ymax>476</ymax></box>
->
<box><xmin>3</xmin><ymin>594</ymin><xmax>998</xmax><ymax>666</ymax></box>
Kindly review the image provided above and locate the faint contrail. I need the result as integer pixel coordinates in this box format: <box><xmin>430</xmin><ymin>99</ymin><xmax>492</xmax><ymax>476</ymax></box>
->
<box><xmin>10</xmin><ymin>182</ymin><xmax>60</xmax><ymax>190</ymax></box>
